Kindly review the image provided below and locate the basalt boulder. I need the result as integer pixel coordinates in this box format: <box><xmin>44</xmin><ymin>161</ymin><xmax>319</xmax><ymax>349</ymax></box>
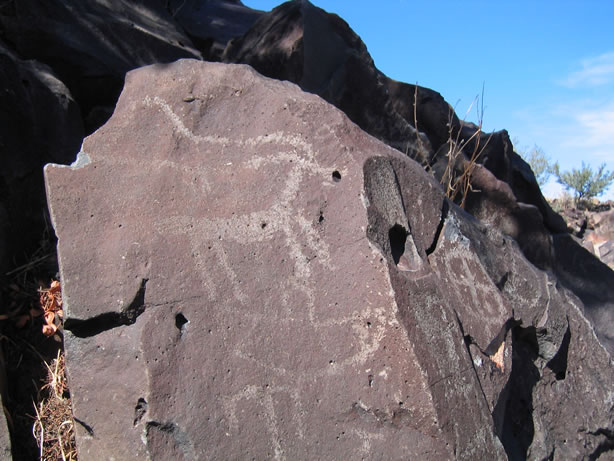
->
<box><xmin>0</xmin><ymin>0</ymin><xmax>202</xmax><ymax>133</ymax></box>
<box><xmin>0</xmin><ymin>40</ymin><xmax>83</xmax><ymax>273</ymax></box>
<box><xmin>166</xmin><ymin>0</ymin><xmax>264</xmax><ymax>61</ymax></box>
<box><xmin>222</xmin><ymin>0</ymin><xmax>431</xmax><ymax>160</ymax></box>
<box><xmin>45</xmin><ymin>59</ymin><xmax>614</xmax><ymax>460</ymax></box>
<box><xmin>222</xmin><ymin>0</ymin><xmax>613</xmax><ymax>356</ymax></box>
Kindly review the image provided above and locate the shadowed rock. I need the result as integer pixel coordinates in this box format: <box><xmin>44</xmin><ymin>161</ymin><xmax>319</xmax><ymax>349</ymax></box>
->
<box><xmin>166</xmin><ymin>0</ymin><xmax>264</xmax><ymax>60</ymax></box>
<box><xmin>223</xmin><ymin>0</ymin><xmax>431</xmax><ymax>161</ymax></box>
<box><xmin>222</xmin><ymin>0</ymin><xmax>613</xmax><ymax>356</ymax></box>
<box><xmin>0</xmin><ymin>40</ymin><xmax>83</xmax><ymax>273</ymax></box>
<box><xmin>1</xmin><ymin>0</ymin><xmax>202</xmax><ymax>134</ymax></box>
<box><xmin>45</xmin><ymin>60</ymin><xmax>614</xmax><ymax>460</ymax></box>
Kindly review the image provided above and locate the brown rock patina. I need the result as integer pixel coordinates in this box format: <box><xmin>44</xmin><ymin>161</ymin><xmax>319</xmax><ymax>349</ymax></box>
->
<box><xmin>45</xmin><ymin>60</ymin><xmax>614</xmax><ymax>460</ymax></box>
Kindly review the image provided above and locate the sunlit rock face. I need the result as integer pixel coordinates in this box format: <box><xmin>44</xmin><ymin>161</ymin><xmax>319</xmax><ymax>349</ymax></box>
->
<box><xmin>45</xmin><ymin>60</ymin><xmax>614</xmax><ymax>461</ymax></box>
<box><xmin>221</xmin><ymin>2</ymin><xmax>614</xmax><ymax>360</ymax></box>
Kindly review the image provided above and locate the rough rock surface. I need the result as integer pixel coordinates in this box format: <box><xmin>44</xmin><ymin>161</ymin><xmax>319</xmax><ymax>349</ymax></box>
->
<box><xmin>0</xmin><ymin>40</ymin><xmax>83</xmax><ymax>273</ymax></box>
<box><xmin>222</xmin><ymin>0</ymin><xmax>614</xmax><ymax>360</ymax></box>
<box><xmin>222</xmin><ymin>0</ymin><xmax>431</xmax><ymax>160</ymax></box>
<box><xmin>46</xmin><ymin>60</ymin><xmax>614</xmax><ymax>460</ymax></box>
<box><xmin>221</xmin><ymin>0</ymin><xmax>566</xmax><ymax>245</ymax></box>
<box><xmin>588</xmin><ymin>207</ymin><xmax>614</xmax><ymax>268</ymax></box>
<box><xmin>167</xmin><ymin>0</ymin><xmax>264</xmax><ymax>60</ymax></box>
<box><xmin>0</xmin><ymin>427</ymin><xmax>9</xmax><ymax>460</ymax></box>
<box><xmin>0</xmin><ymin>0</ymin><xmax>259</xmax><ymax>284</ymax></box>
<box><xmin>0</xmin><ymin>0</ymin><xmax>202</xmax><ymax>133</ymax></box>
<box><xmin>556</xmin><ymin>201</ymin><xmax>614</xmax><ymax>270</ymax></box>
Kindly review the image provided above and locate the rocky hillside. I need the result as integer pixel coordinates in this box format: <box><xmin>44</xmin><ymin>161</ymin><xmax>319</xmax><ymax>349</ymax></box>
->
<box><xmin>552</xmin><ymin>199</ymin><xmax>614</xmax><ymax>270</ymax></box>
<box><xmin>2</xmin><ymin>1</ymin><xmax>614</xmax><ymax>460</ymax></box>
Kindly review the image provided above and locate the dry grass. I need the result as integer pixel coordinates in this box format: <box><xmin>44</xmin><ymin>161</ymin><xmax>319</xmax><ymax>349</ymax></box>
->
<box><xmin>1</xmin><ymin>220</ymin><xmax>78</xmax><ymax>461</ymax></box>
<box><xmin>32</xmin><ymin>349</ymin><xmax>77</xmax><ymax>461</ymax></box>
<box><xmin>440</xmin><ymin>88</ymin><xmax>493</xmax><ymax>208</ymax></box>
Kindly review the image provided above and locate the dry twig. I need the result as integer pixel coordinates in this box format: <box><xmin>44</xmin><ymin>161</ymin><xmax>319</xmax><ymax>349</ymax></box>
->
<box><xmin>441</xmin><ymin>85</ymin><xmax>493</xmax><ymax>208</ymax></box>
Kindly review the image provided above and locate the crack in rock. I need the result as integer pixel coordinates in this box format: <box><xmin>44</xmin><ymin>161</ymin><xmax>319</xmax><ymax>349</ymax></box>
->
<box><xmin>425</xmin><ymin>199</ymin><xmax>449</xmax><ymax>255</ymax></box>
<box><xmin>133</xmin><ymin>398</ymin><xmax>148</xmax><ymax>427</ymax></box>
<box><xmin>588</xmin><ymin>428</ymin><xmax>614</xmax><ymax>461</ymax></box>
<box><xmin>545</xmin><ymin>322</ymin><xmax>571</xmax><ymax>381</ymax></box>
<box><xmin>64</xmin><ymin>278</ymin><xmax>148</xmax><ymax>337</ymax></box>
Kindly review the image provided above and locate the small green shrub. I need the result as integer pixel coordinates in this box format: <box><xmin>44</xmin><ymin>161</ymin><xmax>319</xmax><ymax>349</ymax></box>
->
<box><xmin>552</xmin><ymin>162</ymin><xmax>614</xmax><ymax>203</ymax></box>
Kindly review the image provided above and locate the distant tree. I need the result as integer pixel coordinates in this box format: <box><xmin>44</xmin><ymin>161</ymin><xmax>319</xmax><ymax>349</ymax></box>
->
<box><xmin>517</xmin><ymin>144</ymin><xmax>551</xmax><ymax>187</ymax></box>
<box><xmin>551</xmin><ymin>162</ymin><xmax>614</xmax><ymax>203</ymax></box>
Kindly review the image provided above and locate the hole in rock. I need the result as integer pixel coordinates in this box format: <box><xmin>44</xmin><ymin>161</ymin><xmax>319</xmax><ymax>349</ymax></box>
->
<box><xmin>546</xmin><ymin>325</ymin><xmax>571</xmax><ymax>380</ymax></box>
<box><xmin>332</xmin><ymin>170</ymin><xmax>341</xmax><ymax>182</ymax></box>
<box><xmin>261</xmin><ymin>222</ymin><xmax>267</xmax><ymax>229</ymax></box>
<box><xmin>496</xmin><ymin>272</ymin><xmax>509</xmax><ymax>291</ymax></box>
<box><xmin>133</xmin><ymin>398</ymin><xmax>148</xmax><ymax>426</ymax></box>
<box><xmin>175</xmin><ymin>313</ymin><xmax>188</xmax><ymax>331</ymax></box>
<box><xmin>388</xmin><ymin>224</ymin><xmax>408</xmax><ymax>265</ymax></box>
<box><xmin>64</xmin><ymin>279</ymin><xmax>148</xmax><ymax>337</ymax></box>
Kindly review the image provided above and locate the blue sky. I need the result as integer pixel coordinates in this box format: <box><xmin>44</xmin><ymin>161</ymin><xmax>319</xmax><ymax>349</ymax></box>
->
<box><xmin>244</xmin><ymin>0</ymin><xmax>614</xmax><ymax>199</ymax></box>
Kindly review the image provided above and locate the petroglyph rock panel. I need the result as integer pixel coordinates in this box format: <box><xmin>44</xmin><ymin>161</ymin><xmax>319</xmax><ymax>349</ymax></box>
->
<box><xmin>45</xmin><ymin>60</ymin><xmax>614</xmax><ymax>460</ymax></box>
<box><xmin>45</xmin><ymin>60</ymin><xmax>451</xmax><ymax>460</ymax></box>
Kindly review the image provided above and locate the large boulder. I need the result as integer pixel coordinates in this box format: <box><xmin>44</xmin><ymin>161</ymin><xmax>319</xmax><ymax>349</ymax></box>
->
<box><xmin>0</xmin><ymin>0</ymin><xmax>202</xmax><ymax>133</ymax></box>
<box><xmin>45</xmin><ymin>59</ymin><xmax>614</xmax><ymax>460</ymax></box>
<box><xmin>166</xmin><ymin>0</ymin><xmax>264</xmax><ymax>60</ymax></box>
<box><xmin>0</xmin><ymin>40</ymin><xmax>83</xmax><ymax>273</ymax></box>
<box><xmin>222</xmin><ymin>0</ymin><xmax>430</xmax><ymax>161</ymax></box>
<box><xmin>223</xmin><ymin>0</ymin><xmax>614</xmax><ymax>353</ymax></box>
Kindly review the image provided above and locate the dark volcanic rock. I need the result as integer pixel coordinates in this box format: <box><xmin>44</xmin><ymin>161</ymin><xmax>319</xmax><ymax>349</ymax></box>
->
<box><xmin>385</xmin><ymin>77</ymin><xmax>567</xmax><ymax>240</ymax></box>
<box><xmin>221</xmin><ymin>0</ymin><xmax>589</xmax><ymax>307</ymax></box>
<box><xmin>385</xmin><ymin>79</ymin><xmax>460</xmax><ymax>157</ymax></box>
<box><xmin>0</xmin><ymin>40</ymin><xmax>83</xmax><ymax>272</ymax></box>
<box><xmin>546</xmin><ymin>202</ymin><xmax>614</xmax><ymax>353</ymax></box>
<box><xmin>166</xmin><ymin>0</ymin><xmax>264</xmax><ymax>60</ymax></box>
<box><xmin>45</xmin><ymin>60</ymin><xmax>614</xmax><ymax>460</ymax></box>
<box><xmin>1</xmin><ymin>0</ymin><xmax>202</xmax><ymax>133</ymax></box>
<box><xmin>222</xmin><ymin>0</ymin><xmax>431</xmax><ymax>160</ymax></box>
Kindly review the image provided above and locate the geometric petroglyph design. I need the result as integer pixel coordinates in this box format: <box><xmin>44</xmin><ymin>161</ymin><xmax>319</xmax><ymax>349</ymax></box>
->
<box><xmin>428</xmin><ymin>216</ymin><xmax>510</xmax><ymax>350</ymax></box>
